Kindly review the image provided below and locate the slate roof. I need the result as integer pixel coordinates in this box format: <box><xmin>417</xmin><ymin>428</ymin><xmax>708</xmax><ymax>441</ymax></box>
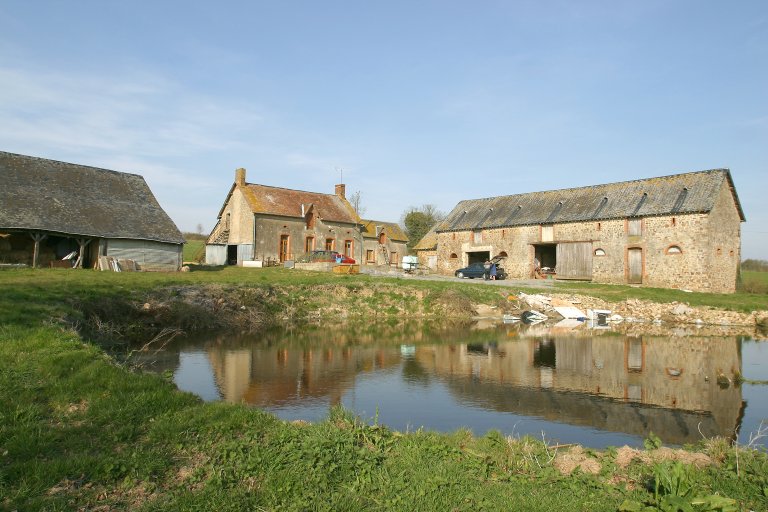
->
<box><xmin>0</xmin><ymin>151</ymin><xmax>184</xmax><ymax>243</ymax></box>
<box><xmin>439</xmin><ymin>169</ymin><xmax>745</xmax><ymax>232</ymax></box>
<box><xmin>360</xmin><ymin>220</ymin><xmax>409</xmax><ymax>242</ymax></box>
<box><xmin>223</xmin><ymin>182</ymin><xmax>359</xmax><ymax>224</ymax></box>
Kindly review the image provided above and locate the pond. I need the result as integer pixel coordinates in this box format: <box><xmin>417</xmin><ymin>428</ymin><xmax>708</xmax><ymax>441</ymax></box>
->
<box><xmin>129</xmin><ymin>321</ymin><xmax>768</xmax><ymax>449</ymax></box>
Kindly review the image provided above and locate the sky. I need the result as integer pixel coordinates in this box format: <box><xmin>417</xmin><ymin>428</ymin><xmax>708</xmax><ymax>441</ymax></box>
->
<box><xmin>1</xmin><ymin>1</ymin><xmax>766</xmax><ymax>258</ymax></box>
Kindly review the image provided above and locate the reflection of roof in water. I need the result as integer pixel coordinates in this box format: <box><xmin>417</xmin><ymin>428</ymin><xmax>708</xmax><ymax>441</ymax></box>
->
<box><xmin>443</xmin><ymin>377</ymin><xmax>743</xmax><ymax>446</ymax></box>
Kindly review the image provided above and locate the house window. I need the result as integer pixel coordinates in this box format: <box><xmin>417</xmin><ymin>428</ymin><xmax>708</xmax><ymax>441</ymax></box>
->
<box><xmin>378</xmin><ymin>232</ymin><xmax>387</xmax><ymax>244</ymax></box>
<box><xmin>473</xmin><ymin>229</ymin><xmax>482</xmax><ymax>243</ymax></box>
<box><xmin>594</xmin><ymin>248</ymin><xmax>606</xmax><ymax>256</ymax></box>
<box><xmin>366</xmin><ymin>250</ymin><xmax>375</xmax><ymax>263</ymax></box>
<box><xmin>344</xmin><ymin>240</ymin><xmax>353</xmax><ymax>258</ymax></box>
<box><xmin>541</xmin><ymin>225</ymin><xmax>553</xmax><ymax>242</ymax></box>
<box><xmin>306</xmin><ymin>212</ymin><xmax>315</xmax><ymax>229</ymax></box>
<box><xmin>305</xmin><ymin>236</ymin><xmax>314</xmax><ymax>253</ymax></box>
<box><xmin>325</xmin><ymin>238</ymin><xmax>335</xmax><ymax>251</ymax></box>
<box><xmin>390</xmin><ymin>252</ymin><xmax>398</xmax><ymax>265</ymax></box>
<box><xmin>627</xmin><ymin>218</ymin><xmax>642</xmax><ymax>236</ymax></box>
<box><xmin>665</xmin><ymin>245</ymin><xmax>682</xmax><ymax>255</ymax></box>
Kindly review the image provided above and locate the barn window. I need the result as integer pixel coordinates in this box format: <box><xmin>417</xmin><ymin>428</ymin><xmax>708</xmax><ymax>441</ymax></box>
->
<box><xmin>473</xmin><ymin>229</ymin><xmax>482</xmax><ymax>243</ymax></box>
<box><xmin>729</xmin><ymin>250</ymin><xmax>734</xmax><ymax>257</ymax></box>
<box><xmin>594</xmin><ymin>248</ymin><xmax>606</xmax><ymax>256</ymax></box>
<box><xmin>666</xmin><ymin>245</ymin><xmax>682</xmax><ymax>255</ymax></box>
<box><xmin>716</xmin><ymin>247</ymin><xmax>722</xmax><ymax>256</ymax></box>
<box><xmin>541</xmin><ymin>225</ymin><xmax>553</xmax><ymax>242</ymax></box>
<box><xmin>627</xmin><ymin>218</ymin><xmax>642</xmax><ymax>236</ymax></box>
<box><xmin>596</xmin><ymin>222</ymin><xmax>602</xmax><ymax>231</ymax></box>
<box><xmin>671</xmin><ymin>217</ymin><xmax>676</xmax><ymax>227</ymax></box>
<box><xmin>449</xmin><ymin>253</ymin><xmax>458</xmax><ymax>259</ymax></box>
<box><xmin>497</xmin><ymin>251</ymin><xmax>508</xmax><ymax>258</ymax></box>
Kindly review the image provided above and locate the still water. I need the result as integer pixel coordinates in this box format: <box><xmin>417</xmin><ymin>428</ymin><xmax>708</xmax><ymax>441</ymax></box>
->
<box><xmin>132</xmin><ymin>322</ymin><xmax>768</xmax><ymax>449</ymax></box>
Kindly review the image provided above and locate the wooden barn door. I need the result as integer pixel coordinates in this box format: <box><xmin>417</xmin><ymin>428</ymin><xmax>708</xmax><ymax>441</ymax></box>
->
<box><xmin>279</xmin><ymin>235</ymin><xmax>290</xmax><ymax>262</ymax></box>
<box><xmin>627</xmin><ymin>248</ymin><xmax>643</xmax><ymax>284</ymax></box>
<box><xmin>556</xmin><ymin>242</ymin><xmax>593</xmax><ymax>280</ymax></box>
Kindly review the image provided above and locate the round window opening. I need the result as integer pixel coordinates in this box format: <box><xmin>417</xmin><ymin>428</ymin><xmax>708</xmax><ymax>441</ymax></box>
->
<box><xmin>594</xmin><ymin>248</ymin><xmax>606</xmax><ymax>256</ymax></box>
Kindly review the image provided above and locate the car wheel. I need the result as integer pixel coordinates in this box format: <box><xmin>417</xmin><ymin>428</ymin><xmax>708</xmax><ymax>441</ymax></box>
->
<box><xmin>457</xmin><ymin>272</ymin><xmax>464</xmax><ymax>278</ymax></box>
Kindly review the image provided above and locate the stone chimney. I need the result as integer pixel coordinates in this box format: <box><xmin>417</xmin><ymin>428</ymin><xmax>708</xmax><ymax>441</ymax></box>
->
<box><xmin>335</xmin><ymin>183</ymin><xmax>346</xmax><ymax>198</ymax></box>
<box><xmin>235</xmin><ymin>168</ymin><xmax>246</xmax><ymax>186</ymax></box>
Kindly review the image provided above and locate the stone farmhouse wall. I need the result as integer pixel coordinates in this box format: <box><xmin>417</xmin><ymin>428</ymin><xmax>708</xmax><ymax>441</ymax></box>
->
<box><xmin>361</xmin><ymin>238</ymin><xmax>408</xmax><ymax>266</ymax></box>
<box><xmin>436</xmin><ymin>181</ymin><xmax>740</xmax><ymax>293</ymax></box>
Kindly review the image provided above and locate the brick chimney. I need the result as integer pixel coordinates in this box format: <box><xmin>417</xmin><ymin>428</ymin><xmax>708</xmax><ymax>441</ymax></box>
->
<box><xmin>335</xmin><ymin>183</ymin><xmax>346</xmax><ymax>198</ymax></box>
<box><xmin>235</xmin><ymin>168</ymin><xmax>246</xmax><ymax>186</ymax></box>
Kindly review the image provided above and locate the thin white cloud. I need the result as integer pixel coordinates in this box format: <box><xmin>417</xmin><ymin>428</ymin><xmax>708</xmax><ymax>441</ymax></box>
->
<box><xmin>0</xmin><ymin>64</ymin><xmax>264</xmax><ymax>159</ymax></box>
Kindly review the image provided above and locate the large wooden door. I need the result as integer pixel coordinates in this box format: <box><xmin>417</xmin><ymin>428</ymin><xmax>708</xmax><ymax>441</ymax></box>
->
<box><xmin>556</xmin><ymin>242</ymin><xmax>593</xmax><ymax>280</ymax></box>
<box><xmin>627</xmin><ymin>248</ymin><xmax>643</xmax><ymax>284</ymax></box>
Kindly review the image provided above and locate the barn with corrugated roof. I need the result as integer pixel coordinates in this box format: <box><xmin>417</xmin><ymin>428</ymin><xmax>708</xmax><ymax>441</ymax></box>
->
<box><xmin>436</xmin><ymin>169</ymin><xmax>745</xmax><ymax>293</ymax></box>
<box><xmin>0</xmin><ymin>151</ymin><xmax>184</xmax><ymax>271</ymax></box>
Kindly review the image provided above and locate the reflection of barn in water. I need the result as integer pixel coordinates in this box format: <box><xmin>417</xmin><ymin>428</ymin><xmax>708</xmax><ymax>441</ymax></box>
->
<box><xmin>415</xmin><ymin>336</ymin><xmax>744</xmax><ymax>445</ymax></box>
<box><xmin>206</xmin><ymin>344</ymin><xmax>401</xmax><ymax>407</ymax></box>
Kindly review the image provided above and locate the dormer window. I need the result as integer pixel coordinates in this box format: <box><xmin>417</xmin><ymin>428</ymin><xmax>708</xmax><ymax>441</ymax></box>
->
<box><xmin>306</xmin><ymin>211</ymin><xmax>315</xmax><ymax>229</ymax></box>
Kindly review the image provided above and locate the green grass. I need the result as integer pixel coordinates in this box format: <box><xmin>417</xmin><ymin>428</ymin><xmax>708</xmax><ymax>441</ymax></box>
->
<box><xmin>182</xmin><ymin>240</ymin><xmax>205</xmax><ymax>263</ymax></box>
<box><xmin>740</xmin><ymin>270</ymin><xmax>768</xmax><ymax>294</ymax></box>
<box><xmin>1</xmin><ymin>267</ymin><xmax>767</xmax><ymax>510</ymax></box>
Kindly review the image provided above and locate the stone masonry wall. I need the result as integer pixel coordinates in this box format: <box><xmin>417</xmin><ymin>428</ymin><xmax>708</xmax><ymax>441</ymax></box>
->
<box><xmin>704</xmin><ymin>182</ymin><xmax>742</xmax><ymax>293</ymax></box>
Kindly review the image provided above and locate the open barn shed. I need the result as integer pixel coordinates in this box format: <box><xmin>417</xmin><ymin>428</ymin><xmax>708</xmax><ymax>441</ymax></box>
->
<box><xmin>0</xmin><ymin>151</ymin><xmax>184</xmax><ymax>271</ymax></box>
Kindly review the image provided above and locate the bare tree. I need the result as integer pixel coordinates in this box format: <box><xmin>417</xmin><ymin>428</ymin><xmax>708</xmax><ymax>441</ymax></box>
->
<box><xmin>349</xmin><ymin>190</ymin><xmax>367</xmax><ymax>217</ymax></box>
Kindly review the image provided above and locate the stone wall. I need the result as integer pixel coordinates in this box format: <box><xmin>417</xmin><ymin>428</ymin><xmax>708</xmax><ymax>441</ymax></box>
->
<box><xmin>361</xmin><ymin>238</ymin><xmax>408</xmax><ymax>266</ymax></box>
<box><xmin>252</xmin><ymin>215</ymin><xmax>363</xmax><ymax>263</ymax></box>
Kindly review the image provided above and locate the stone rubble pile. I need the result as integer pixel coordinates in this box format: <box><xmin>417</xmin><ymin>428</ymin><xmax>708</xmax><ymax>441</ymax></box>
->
<box><xmin>516</xmin><ymin>292</ymin><xmax>766</xmax><ymax>328</ymax></box>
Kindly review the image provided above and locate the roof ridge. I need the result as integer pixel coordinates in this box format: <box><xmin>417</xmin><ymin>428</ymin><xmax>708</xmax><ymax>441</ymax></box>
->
<box><xmin>455</xmin><ymin>168</ymin><xmax>730</xmax><ymax>204</ymax></box>
<box><xmin>0</xmin><ymin>150</ymin><xmax>144</xmax><ymax>179</ymax></box>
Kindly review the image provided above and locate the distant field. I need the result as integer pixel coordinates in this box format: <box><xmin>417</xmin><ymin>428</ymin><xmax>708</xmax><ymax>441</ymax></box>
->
<box><xmin>740</xmin><ymin>270</ymin><xmax>768</xmax><ymax>294</ymax></box>
<box><xmin>182</xmin><ymin>239</ymin><xmax>205</xmax><ymax>263</ymax></box>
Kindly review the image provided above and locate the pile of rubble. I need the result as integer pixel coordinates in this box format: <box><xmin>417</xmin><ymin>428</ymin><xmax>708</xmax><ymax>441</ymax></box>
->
<box><xmin>511</xmin><ymin>292</ymin><xmax>768</xmax><ymax>329</ymax></box>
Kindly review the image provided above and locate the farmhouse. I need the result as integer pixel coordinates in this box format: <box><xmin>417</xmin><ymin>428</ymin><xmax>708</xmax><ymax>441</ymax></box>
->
<box><xmin>0</xmin><ymin>151</ymin><xmax>184</xmax><ymax>271</ymax></box>
<box><xmin>206</xmin><ymin>168</ymin><xmax>364</xmax><ymax>266</ymax></box>
<box><xmin>360</xmin><ymin>220</ymin><xmax>408</xmax><ymax>267</ymax></box>
<box><xmin>436</xmin><ymin>169</ymin><xmax>744</xmax><ymax>293</ymax></box>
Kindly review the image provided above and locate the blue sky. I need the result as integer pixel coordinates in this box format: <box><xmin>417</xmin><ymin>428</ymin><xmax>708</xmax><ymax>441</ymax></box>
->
<box><xmin>1</xmin><ymin>1</ymin><xmax>766</xmax><ymax>258</ymax></box>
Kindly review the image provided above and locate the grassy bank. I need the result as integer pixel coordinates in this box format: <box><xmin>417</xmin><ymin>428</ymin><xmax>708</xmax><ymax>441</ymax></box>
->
<box><xmin>1</xmin><ymin>267</ymin><xmax>767</xmax><ymax>511</ymax></box>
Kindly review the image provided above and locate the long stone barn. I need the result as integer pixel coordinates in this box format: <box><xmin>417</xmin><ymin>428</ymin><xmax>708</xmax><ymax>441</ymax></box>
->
<box><xmin>0</xmin><ymin>151</ymin><xmax>185</xmax><ymax>271</ymax></box>
<box><xmin>435</xmin><ymin>169</ymin><xmax>745</xmax><ymax>293</ymax></box>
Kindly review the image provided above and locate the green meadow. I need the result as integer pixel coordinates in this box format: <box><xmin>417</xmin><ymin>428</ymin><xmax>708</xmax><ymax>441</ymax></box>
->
<box><xmin>1</xmin><ymin>267</ymin><xmax>766</xmax><ymax>511</ymax></box>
